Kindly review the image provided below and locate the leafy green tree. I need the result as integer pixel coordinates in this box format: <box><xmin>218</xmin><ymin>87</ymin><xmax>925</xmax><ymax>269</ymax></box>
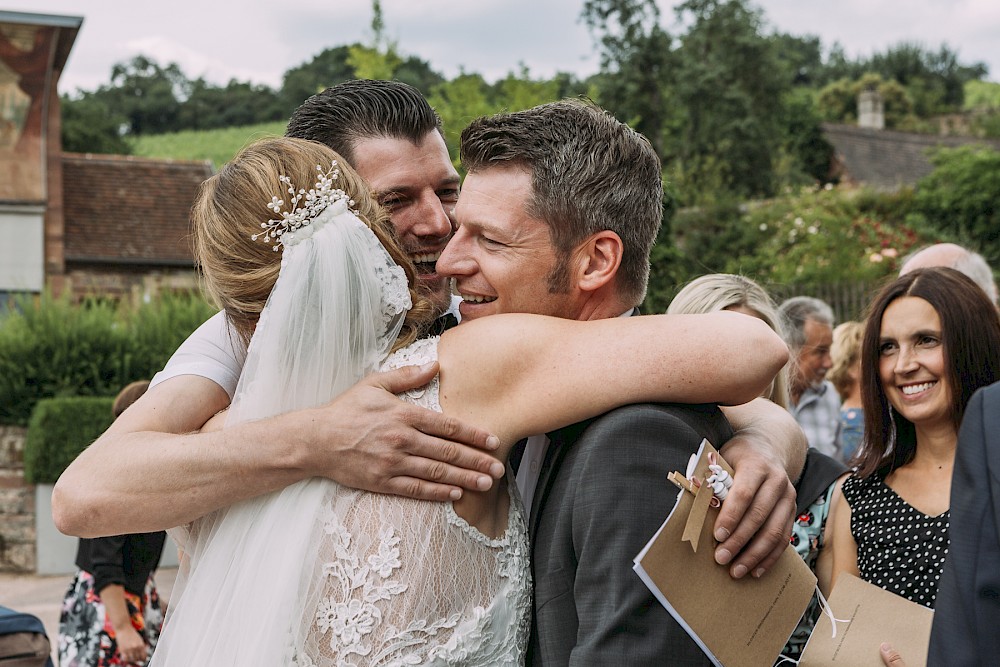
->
<box><xmin>347</xmin><ymin>0</ymin><xmax>402</xmax><ymax>82</ymax></box>
<box><xmin>492</xmin><ymin>65</ymin><xmax>561</xmax><ymax>114</ymax></box>
<box><xmin>670</xmin><ymin>0</ymin><xmax>787</xmax><ymax>201</ymax></box>
<box><xmin>280</xmin><ymin>45</ymin><xmax>355</xmax><ymax>111</ymax></box>
<box><xmin>868</xmin><ymin>43</ymin><xmax>986</xmax><ymax>113</ymax></box>
<box><xmin>179</xmin><ymin>78</ymin><xmax>284</xmax><ymax>130</ymax></box>
<box><xmin>582</xmin><ymin>0</ymin><xmax>675</xmax><ymax>157</ymax></box>
<box><xmin>964</xmin><ymin>81</ymin><xmax>1000</xmax><ymax>109</ymax></box>
<box><xmin>428</xmin><ymin>73</ymin><xmax>495</xmax><ymax>162</ymax></box>
<box><xmin>777</xmin><ymin>88</ymin><xmax>832</xmax><ymax>184</ymax></box>
<box><xmin>101</xmin><ymin>55</ymin><xmax>190</xmax><ymax>135</ymax></box>
<box><xmin>60</xmin><ymin>92</ymin><xmax>132</xmax><ymax>154</ymax></box>
<box><xmin>909</xmin><ymin>146</ymin><xmax>1000</xmax><ymax>265</ymax></box>
<box><xmin>811</xmin><ymin>42</ymin><xmax>986</xmax><ymax>117</ymax></box>
<box><xmin>347</xmin><ymin>44</ymin><xmax>402</xmax><ymax>81</ymax></box>
<box><xmin>769</xmin><ymin>32</ymin><xmax>824</xmax><ymax>87</ymax></box>
<box><xmin>394</xmin><ymin>55</ymin><xmax>445</xmax><ymax>95</ymax></box>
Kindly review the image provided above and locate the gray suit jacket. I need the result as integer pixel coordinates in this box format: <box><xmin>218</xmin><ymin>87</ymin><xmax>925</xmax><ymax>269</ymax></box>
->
<box><xmin>928</xmin><ymin>381</ymin><xmax>1000</xmax><ymax>666</ymax></box>
<box><xmin>527</xmin><ymin>403</ymin><xmax>733</xmax><ymax>666</ymax></box>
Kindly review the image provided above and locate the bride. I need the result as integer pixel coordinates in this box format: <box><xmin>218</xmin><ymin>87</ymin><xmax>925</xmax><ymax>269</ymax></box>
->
<box><xmin>149</xmin><ymin>137</ymin><xmax>787</xmax><ymax>665</ymax></box>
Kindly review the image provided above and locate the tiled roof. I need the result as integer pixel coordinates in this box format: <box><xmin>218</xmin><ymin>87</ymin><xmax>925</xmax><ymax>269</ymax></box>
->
<box><xmin>62</xmin><ymin>153</ymin><xmax>213</xmax><ymax>265</ymax></box>
<box><xmin>823</xmin><ymin>123</ymin><xmax>1000</xmax><ymax>190</ymax></box>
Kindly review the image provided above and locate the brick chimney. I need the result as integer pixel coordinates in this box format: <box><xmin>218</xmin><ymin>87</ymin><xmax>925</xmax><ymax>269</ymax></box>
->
<box><xmin>858</xmin><ymin>88</ymin><xmax>885</xmax><ymax>130</ymax></box>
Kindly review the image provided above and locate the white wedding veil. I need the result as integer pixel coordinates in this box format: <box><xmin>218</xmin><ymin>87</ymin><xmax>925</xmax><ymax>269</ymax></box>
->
<box><xmin>150</xmin><ymin>192</ymin><xmax>411</xmax><ymax>665</ymax></box>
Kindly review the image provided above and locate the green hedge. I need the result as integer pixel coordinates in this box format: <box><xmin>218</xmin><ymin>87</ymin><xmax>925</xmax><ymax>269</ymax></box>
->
<box><xmin>0</xmin><ymin>291</ymin><xmax>215</xmax><ymax>425</ymax></box>
<box><xmin>24</xmin><ymin>397</ymin><xmax>115</xmax><ymax>484</ymax></box>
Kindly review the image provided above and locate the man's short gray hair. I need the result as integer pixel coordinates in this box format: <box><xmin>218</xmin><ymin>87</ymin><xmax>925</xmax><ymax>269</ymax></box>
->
<box><xmin>778</xmin><ymin>296</ymin><xmax>835</xmax><ymax>350</ymax></box>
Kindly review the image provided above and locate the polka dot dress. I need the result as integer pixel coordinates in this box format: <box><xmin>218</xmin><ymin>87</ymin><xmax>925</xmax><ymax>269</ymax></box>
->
<box><xmin>841</xmin><ymin>473</ymin><xmax>949</xmax><ymax>608</ymax></box>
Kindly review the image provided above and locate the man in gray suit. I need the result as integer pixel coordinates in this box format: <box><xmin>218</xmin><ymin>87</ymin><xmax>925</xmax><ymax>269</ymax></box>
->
<box><xmin>438</xmin><ymin>100</ymin><xmax>805</xmax><ymax>664</ymax></box>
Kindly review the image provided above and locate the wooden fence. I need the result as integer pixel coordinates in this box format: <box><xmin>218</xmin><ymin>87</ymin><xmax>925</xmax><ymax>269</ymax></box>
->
<box><xmin>767</xmin><ymin>279</ymin><xmax>889</xmax><ymax>324</ymax></box>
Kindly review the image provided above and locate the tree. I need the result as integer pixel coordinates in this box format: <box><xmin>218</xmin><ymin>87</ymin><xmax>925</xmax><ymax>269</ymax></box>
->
<box><xmin>179</xmin><ymin>78</ymin><xmax>285</xmax><ymax>130</ymax></box>
<box><xmin>281</xmin><ymin>46</ymin><xmax>355</xmax><ymax>111</ymax></box>
<box><xmin>769</xmin><ymin>33</ymin><xmax>824</xmax><ymax>87</ymax></box>
<box><xmin>346</xmin><ymin>44</ymin><xmax>401</xmax><ymax>81</ymax></box>
<box><xmin>582</xmin><ymin>0</ymin><xmax>675</xmax><ymax>157</ymax></box>
<box><xmin>492</xmin><ymin>65</ymin><xmax>561</xmax><ymax>113</ymax></box>
<box><xmin>868</xmin><ymin>43</ymin><xmax>986</xmax><ymax>114</ymax></box>
<box><xmin>101</xmin><ymin>55</ymin><xmax>190</xmax><ymax>135</ymax></box>
<box><xmin>427</xmin><ymin>73</ymin><xmax>495</xmax><ymax>162</ymax></box>
<box><xmin>778</xmin><ymin>88</ymin><xmax>832</xmax><ymax>184</ymax></box>
<box><xmin>347</xmin><ymin>0</ymin><xmax>402</xmax><ymax>81</ymax></box>
<box><xmin>393</xmin><ymin>55</ymin><xmax>445</xmax><ymax>96</ymax></box>
<box><xmin>909</xmin><ymin>146</ymin><xmax>1000</xmax><ymax>265</ymax></box>
<box><xmin>669</xmin><ymin>0</ymin><xmax>787</xmax><ymax>201</ymax></box>
<box><xmin>60</xmin><ymin>92</ymin><xmax>132</xmax><ymax>154</ymax></box>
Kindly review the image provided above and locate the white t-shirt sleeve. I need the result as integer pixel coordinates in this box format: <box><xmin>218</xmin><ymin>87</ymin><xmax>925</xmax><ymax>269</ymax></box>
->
<box><xmin>149</xmin><ymin>311</ymin><xmax>247</xmax><ymax>400</ymax></box>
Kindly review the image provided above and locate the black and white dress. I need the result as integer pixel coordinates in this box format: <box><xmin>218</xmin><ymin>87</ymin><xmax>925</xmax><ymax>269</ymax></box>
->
<box><xmin>841</xmin><ymin>473</ymin><xmax>950</xmax><ymax>608</ymax></box>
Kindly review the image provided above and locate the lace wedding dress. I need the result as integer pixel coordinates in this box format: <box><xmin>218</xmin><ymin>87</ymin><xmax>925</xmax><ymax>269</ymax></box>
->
<box><xmin>295</xmin><ymin>337</ymin><xmax>531</xmax><ymax>666</ymax></box>
<box><xmin>152</xmin><ymin>339</ymin><xmax>531</xmax><ymax>667</ymax></box>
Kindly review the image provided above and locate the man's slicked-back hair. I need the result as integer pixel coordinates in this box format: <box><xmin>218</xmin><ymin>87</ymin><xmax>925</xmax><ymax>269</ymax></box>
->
<box><xmin>285</xmin><ymin>80</ymin><xmax>442</xmax><ymax>165</ymax></box>
<box><xmin>459</xmin><ymin>99</ymin><xmax>663</xmax><ymax>306</ymax></box>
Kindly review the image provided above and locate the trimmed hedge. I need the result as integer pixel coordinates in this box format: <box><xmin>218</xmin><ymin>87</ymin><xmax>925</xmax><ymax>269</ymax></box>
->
<box><xmin>0</xmin><ymin>291</ymin><xmax>215</xmax><ymax>425</ymax></box>
<box><xmin>24</xmin><ymin>397</ymin><xmax>114</xmax><ymax>484</ymax></box>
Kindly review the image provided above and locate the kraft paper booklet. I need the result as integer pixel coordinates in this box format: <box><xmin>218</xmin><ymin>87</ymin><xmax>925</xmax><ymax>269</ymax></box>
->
<box><xmin>799</xmin><ymin>573</ymin><xmax>933</xmax><ymax>667</ymax></box>
<box><xmin>633</xmin><ymin>440</ymin><xmax>816</xmax><ymax>667</ymax></box>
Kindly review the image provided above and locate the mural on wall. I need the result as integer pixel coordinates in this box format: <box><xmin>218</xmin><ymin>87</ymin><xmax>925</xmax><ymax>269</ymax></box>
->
<box><xmin>0</xmin><ymin>23</ymin><xmax>55</xmax><ymax>202</ymax></box>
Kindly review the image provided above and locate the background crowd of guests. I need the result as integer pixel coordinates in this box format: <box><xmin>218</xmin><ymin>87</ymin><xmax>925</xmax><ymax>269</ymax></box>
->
<box><xmin>666</xmin><ymin>242</ymin><xmax>999</xmax><ymax>664</ymax></box>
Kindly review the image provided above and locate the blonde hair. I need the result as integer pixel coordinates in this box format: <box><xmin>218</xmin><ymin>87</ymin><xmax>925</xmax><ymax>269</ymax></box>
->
<box><xmin>192</xmin><ymin>137</ymin><xmax>435</xmax><ymax>350</ymax></box>
<box><xmin>828</xmin><ymin>321</ymin><xmax>864</xmax><ymax>400</ymax></box>
<box><xmin>668</xmin><ymin>273</ymin><xmax>790</xmax><ymax>409</ymax></box>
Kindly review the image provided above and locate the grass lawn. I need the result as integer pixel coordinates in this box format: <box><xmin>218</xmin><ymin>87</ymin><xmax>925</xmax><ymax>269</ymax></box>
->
<box><xmin>133</xmin><ymin>121</ymin><xmax>287</xmax><ymax>169</ymax></box>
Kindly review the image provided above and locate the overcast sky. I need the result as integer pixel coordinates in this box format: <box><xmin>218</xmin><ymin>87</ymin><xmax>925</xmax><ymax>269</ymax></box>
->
<box><xmin>17</xmin><ymin>0</ymin><xmax>1000</xmax><ymax>96</ymax></box>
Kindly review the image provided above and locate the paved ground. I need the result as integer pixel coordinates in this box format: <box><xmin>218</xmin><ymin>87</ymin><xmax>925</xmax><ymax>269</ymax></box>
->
<box><xmin>1</xmin><ymin>567</ymin><xmax>178</xmax><ymax>664</ymax></box>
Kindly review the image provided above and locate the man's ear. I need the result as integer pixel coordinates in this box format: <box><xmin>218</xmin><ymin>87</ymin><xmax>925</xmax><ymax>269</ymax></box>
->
<box><xmin>574</xmin><ymin>230</ymin><xmax>623</xmax><ymax>293</ymax></box>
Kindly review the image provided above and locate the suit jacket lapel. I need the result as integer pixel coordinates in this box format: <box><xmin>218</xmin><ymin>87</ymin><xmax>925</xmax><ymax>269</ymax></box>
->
<box><xmin>528</xmin><ymin>419</ymin><xmax>596</xmax><ymax>544</ymax></box>
<box><xmin>529</xmin><ymin>431</ymin><xmax>561</xmax><ymax>544</ymax></box>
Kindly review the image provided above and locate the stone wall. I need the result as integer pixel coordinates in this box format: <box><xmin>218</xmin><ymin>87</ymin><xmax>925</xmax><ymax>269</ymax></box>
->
<box><xmin>0</xmin><ymin>425</ymin><xmax>35</xmax><ymax>572</ymax></box>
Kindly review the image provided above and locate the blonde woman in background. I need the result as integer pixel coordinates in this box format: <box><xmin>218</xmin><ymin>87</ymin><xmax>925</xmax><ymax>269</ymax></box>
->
<box><xmin>668</xmin><ymin>274</ymin><xmax>847</xmax><ymax>661</ymax></box>
<box><xmin>828</xmin><ymin>321</ymin><xmax>865</xmax><ymax>462</ymax></box>
<box><xmin>667</xmin><ymin>273</ymin><xmax>790</xmax><ymax>407</ymax></box>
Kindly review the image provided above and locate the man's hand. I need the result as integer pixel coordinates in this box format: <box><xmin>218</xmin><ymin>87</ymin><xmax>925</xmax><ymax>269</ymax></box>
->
<box><xmin>304</xmin><ymin>361</ymin><xmax>504</xmax><ymax>501</ymax></box>
<box><xmin>713</xmin><ymin>436</ymin><xmax>797</xmax><ymax>578</ymax></box>
<box><xmin>880</xmin><ymin>642</ymin><xmax>907</xmax><ymax>666</ymax></box>
<box><xmin>715</xmin><ymin>398</ymin><xmax>806</xmax><ymax>579</ymax></box>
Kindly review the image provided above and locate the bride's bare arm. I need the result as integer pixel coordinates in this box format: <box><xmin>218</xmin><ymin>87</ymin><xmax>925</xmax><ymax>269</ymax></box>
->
<box><xmin>437</xmin><ymin>311</ymin><xmax>788</xmax><ymax>442</ymax></box>
<box><xmin>438</xmin><ymin>311</ymin><xmax>798</xmax><ymax>578</ymax></box>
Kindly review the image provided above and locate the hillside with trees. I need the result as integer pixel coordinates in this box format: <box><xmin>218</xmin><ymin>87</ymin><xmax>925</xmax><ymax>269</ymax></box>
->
<box><xmin>59</xmin><ymin>0</ymin><xmax>1000</xmax><ymax>312</ymax></box>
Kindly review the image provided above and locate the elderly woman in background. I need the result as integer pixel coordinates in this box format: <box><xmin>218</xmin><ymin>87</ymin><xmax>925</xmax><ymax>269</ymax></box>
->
<box><xmin>830</xmin><ymin>267</ymin><xmax>1000</xmax><ymax>608</ymax></box>
<box><xmin>828</xmin><ymin>321</ymin><xmax>865</xmax><ymax>462</ymax></box>
<box><xmin>668</xmin><ymin>273</ymin><xmax>846</xmax><ymax>661</ymax></box>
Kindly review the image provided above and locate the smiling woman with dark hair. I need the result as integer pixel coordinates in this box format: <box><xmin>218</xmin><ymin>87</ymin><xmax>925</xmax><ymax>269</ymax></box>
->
<box><xmin>829</xmin><ymin>267</ymin><xmax>1000</xmax><ymax>609</ymax></box>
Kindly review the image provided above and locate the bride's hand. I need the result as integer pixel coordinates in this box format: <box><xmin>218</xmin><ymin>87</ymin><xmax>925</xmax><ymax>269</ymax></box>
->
<box><xmin>303</xmin><ymin>361</ymin><xmax>504</xmax><ymax>501</ymax></box>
